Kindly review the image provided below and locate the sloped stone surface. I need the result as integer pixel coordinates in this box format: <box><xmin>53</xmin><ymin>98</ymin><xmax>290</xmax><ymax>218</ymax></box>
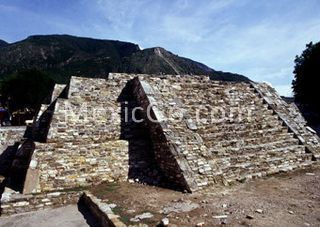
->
<box><xmin>23</xmin><ymin>73</ymin><xmax>319</xmax><ymax>195</ymax></box>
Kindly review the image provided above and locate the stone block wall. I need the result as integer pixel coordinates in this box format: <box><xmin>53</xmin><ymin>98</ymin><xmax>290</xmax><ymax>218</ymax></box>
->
<box><xmin>25</xmin><ymin>74</ymin><xmax>136</xmax><ymax>193</ymax></box>
<box><xmin>32</xmin><ymin>84</ymin><xmax>68</xmax><ymax>142</ymax></box>
<box><xmin>26</xmin><ymin>140</ymin><xmax>128</xmax><ymax>193</ymax></box>
<box><xmin>46</xmin><ymin>76</ymin><xmax>130</xmax><ymax>142</ymax></box>
<box><xmin>79</xmin><ymin>192</ymin><xmax>126</xmax><ymax>227</ymax></box>
<box><xmin>1</xmin><ymin>187</ymin><xmax>79</xmax><ymax>216</ymax></box>
<box><xmin>32</xmin><ymin>101</ymin><xmax>57</xmax><ymax>142</ymax></box>
<box><xmin>0</xmin><ymin>127</ymin><xmax>26</xmax><ymax>153</ymax></box>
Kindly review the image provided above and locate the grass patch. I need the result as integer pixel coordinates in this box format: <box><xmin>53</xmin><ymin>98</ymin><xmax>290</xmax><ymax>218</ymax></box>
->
<box><xmin>111</xmin><ymin>204</ymin><xmax>133</xmax><ymax>225</ymax></box>
<box><xmin>119</xmin><ymin>215</ymin><xmax>131</xmax><ymax>224</ymax></box>
<box><xmin>90</xmin><ymin>182</ymin><xmax>121</xmax><ymax>199</ymax></box>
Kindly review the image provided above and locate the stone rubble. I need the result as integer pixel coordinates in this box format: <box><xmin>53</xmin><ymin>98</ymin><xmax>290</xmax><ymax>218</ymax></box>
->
<box><xmin>162</xmin><ymin>200</ymin><xmax>200</xmax><ymax>214</ymax></box>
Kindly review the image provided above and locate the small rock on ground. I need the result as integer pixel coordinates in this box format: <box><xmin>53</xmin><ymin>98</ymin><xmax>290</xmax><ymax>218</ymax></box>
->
<box><xmin>130</xmin><ymin>212</ymin><xmax>154</xmax><ymax>222</ymax></box>
<box><xmin>161</xmin><ymin>217</ymin><xmax>169</xmax><ymax>226</ymax></box>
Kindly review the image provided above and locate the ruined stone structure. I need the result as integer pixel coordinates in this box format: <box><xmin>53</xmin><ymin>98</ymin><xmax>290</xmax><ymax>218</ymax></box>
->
<box><xmin>1</xmin><ymin>73</ymin><xmax>319</xmax><ymax>215</ymax></box>
<box><xmin>0</xmin><ymin>127</ymin><xmax>26</xmax><ymax>152</ymax></box>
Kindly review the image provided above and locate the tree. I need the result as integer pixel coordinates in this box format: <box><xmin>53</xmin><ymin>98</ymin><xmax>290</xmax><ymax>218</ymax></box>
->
<box><xmin>0</xmin><ymin>69</ymin><xmax>55</xmax><ymax>113</ymax></box>
<box><xmin>292</xmin><ymin>41</ymin><xmax>320</xmax><ymax>112</ymax></box>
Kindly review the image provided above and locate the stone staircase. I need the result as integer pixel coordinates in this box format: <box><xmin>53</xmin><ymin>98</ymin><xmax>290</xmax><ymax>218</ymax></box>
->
<box><xmin>134</xmin><ymin>75</ymin><xmax>315</xmax><ymax>189</ymax></box>
<box><xmin>251</xmin><ymin>82</ymin><xmax>320</xmax><ymax>159</ymax></box>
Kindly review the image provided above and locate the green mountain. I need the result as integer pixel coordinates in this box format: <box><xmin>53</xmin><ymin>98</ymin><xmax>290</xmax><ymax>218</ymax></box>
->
<box><xmin>0</xmin><ymin>34</ymin><xmax>249</xmax><ymax>83</ymax></box>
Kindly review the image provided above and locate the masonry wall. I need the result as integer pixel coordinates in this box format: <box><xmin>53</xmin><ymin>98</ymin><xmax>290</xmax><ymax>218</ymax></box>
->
<box><xmin>46</xmin><ymin>77</ymin><xmax>121</xmax><ymax>142</ymax></box>
<box><xmin>1</xmin><ymin>187</ymin><xmax>79</xmax><ymax>216</ymax></box>
<box><xmin>32</xmin><ymin>84</ymin><xmax>68</xmax><ymax>142</ymax></box>
<box><xmin>0</xmin><ymin>127</ymin><xmax>26</xmax><ymax>153</ymax></box>
<box><xmin>25</xmin><ymin>75</ymin><xmax>135</xmax><ymax>193</ymax></box>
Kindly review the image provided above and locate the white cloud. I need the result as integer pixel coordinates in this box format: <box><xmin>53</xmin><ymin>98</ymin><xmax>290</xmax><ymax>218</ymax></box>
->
<box><xmin>95</xmin><ymin>0</ymin><xmax>148</xmax><ymax>30</ymax></box>
<box><xmin>2</xmin><ymin>0</ymin><xmax>320</xmax><ymax>96</ymax></box>
<box><xmin>88</xmin><ymin>0</ymin><xmax>320</xmax><ymax>96</ymax></box>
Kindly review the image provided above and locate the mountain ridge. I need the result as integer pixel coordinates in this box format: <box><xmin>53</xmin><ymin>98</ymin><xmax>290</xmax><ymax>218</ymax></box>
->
<box><xmin>0</xmin><ymin>39</ymin><xmax>8</xmax><ymax>48</ymax></box>
<box><xmin>0</xmin><ymin>34</ymin><xmax>249</xmax><ymax>83</ymax></box>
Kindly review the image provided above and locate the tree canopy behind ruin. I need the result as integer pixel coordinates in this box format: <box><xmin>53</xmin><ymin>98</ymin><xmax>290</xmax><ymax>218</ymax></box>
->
<box><xmin>0</xmin><ymin>69</ymin><xmax>55</xmax><ymax>114</ymax></box>
<box><xmin>292</xmin><ymin>41</ymin><xmax>320</xmax><ymax>113</ymax></box>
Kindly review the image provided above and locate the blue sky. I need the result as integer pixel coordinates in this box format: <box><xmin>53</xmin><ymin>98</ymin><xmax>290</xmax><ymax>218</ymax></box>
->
<box><xmin>0</xmin><ymin>0</ymin><xmax>319</xmax><ymax>96</ymax></box>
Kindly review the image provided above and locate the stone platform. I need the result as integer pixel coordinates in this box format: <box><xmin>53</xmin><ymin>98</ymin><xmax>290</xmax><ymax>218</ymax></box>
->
<box><xmin>0</xmin><ymin>73</ymin><xmax>319</xmax><ymax>215</ymax></box>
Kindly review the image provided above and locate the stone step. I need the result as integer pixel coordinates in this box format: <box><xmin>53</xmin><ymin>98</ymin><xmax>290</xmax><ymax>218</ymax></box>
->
<box><xmin>192</xmin><ymin>145</ymin><xmax>308</xmax><ymax>178</ymax></box>
<box><xmin>211</xmin><ymin>138</ymin><xmax>300</xmax><ymax>155</ymax></box>
<box><xmin>193</xmin><ymin>113</ymin><xmax>279</xmax><ymax>129</ymax></box>
<box><xmin>176</xmin><ymin>90</ymin><xmax>256</xmax><ymax>99</ymax></box>
<box><xmin>184</xmin><ymin>105</ymin><xmax>273</xmax><ymax>120</ymax></box>
<box><xmin>197</xmin><ymin>118</ymin><xmax>282</xmax><ymax>135</ymax></box>
<box><xmin>177</xmin><ymin>83</ymin><xmax>252</xmax><ymax>92</ymax></box>
<box><xmin>178</xmin><ymin>88</ymin><xmax>260</xmax><ymax>97</ymax></box>
<box><xmin>177</xmin><ymin>80</ymin><xmax>228</xmax><ymax>86</ymax></box>
<box><xmin>202</xmin><ymin>126</ymin><xmax>288</xmax><ymax>141</ymax></box>
<box><xmin>177</xmin><ymin>90</ymin><xmax>257</xmax><ymax>100</ymax></box>
<box><xmin>222</xmin><ymin>150</ymin><xmax>310</xmax><ymax>171</ymax></box>
<box><xmin>205</xmin><ymin>132</ymin><xmax>295</xmax><ymax>148</ymax></box>
<box><xmin>224</xmin><ymin>145</ymin><xmax>306</xmax><ymax>164</ymax></box>
<box><xmin>224</xmin><ymin>154</ymin><xmax>313</xmax><ymax>182</ymax></box>
<box><xmin>222</xmin><ymin>154</ymin><xmax>312</xmax><ymax>180</ymax></box>
<box><xmin>178</xmin><ymin>95</ymin><xmax>264</xmax><ymax>107</ymax></box>
<box><xmin>221</xmin><ymin>149</ymin><xmax>310</xmax><ymax>178</ymax></box>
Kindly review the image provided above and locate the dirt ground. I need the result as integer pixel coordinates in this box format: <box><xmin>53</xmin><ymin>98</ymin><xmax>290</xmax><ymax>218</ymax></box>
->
<box><xmin>91</xmin><ymin>164</ymin><xmax>320</xmax><ymax>227</ymax></box>
<box><xmin>0</xmin><ymin>165</ymin><xmax>318</xmax><ymax>227</ymax></box>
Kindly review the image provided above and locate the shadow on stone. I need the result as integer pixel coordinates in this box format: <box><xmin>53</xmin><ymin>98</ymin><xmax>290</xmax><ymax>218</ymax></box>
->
<box><xmin>0</xmin><ymin>143</ymin><xmax>20</xmax><ymax>177</ymax></box>
<box><xmin>32</xmin><ymin>100</ymin><xmax>57</xmax><ymax>142</ymax></box>
<box><xmin>77</xmin><ymin>199</ymin><xmax>101</xmax><ymax>227</ymax></box>
<box><xmin>4</xmin><ymin>140</ymin><xmax>35</xmax><ymax>193</ymax></box>
<box><xmin>118</xmin><ymin>80</ymin><xmax>169</xmax><ymax>188</ymax></box>
<box><xmin>23</xmin><ymin>125</ymin><xmax>34</xmax><ymax>140</ymax></box>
